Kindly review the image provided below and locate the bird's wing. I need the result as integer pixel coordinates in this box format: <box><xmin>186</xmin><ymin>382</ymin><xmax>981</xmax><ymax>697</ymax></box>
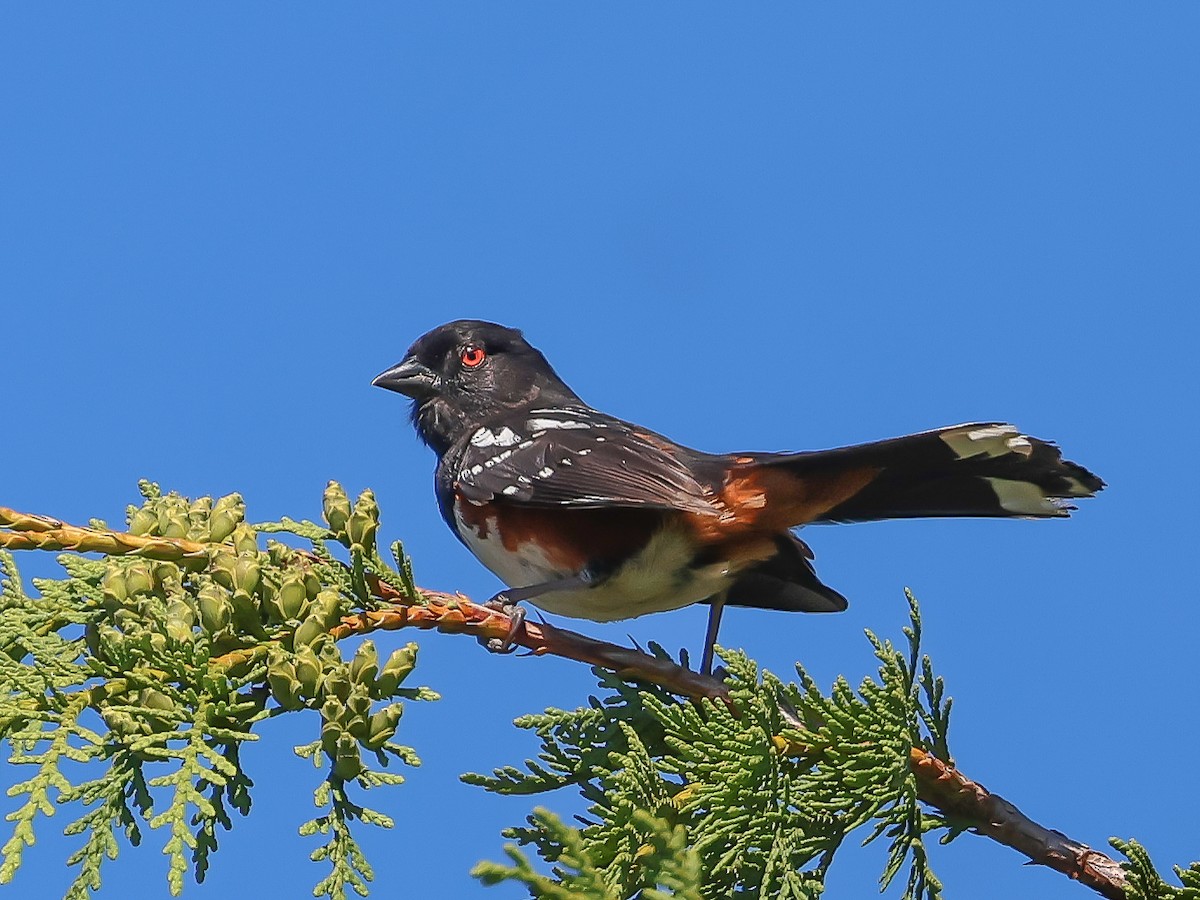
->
<box><xmin>453</xmin><ymin>408</ymin><xmax>719</xmax><ymax>515</ymax></box>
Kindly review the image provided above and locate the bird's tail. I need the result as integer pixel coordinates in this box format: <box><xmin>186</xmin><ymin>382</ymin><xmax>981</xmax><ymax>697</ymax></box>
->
<box><xmin>729</xmin><ymin>423</ymin><xmax>1104</xmax><ymax>526</ymax></box>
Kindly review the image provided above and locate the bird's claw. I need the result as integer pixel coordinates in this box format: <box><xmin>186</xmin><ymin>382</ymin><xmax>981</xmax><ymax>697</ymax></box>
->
<box><xmin>481</xmin><ymin>594</ymin><xmax>526</xmax><ymax>654</ymax></box>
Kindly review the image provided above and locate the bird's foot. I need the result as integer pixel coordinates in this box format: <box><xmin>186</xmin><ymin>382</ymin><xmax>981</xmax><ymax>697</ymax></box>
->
<box><xmin>481</xmin><ymin>594</ymin><xmax>526</xmax><ymax>654</ymax></box>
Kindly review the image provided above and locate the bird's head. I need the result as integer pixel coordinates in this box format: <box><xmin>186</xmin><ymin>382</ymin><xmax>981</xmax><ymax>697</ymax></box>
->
<box><xmin>373</xmin><ymin>320</ymin><xmax>581</xmax><ymax>453</ymax></box>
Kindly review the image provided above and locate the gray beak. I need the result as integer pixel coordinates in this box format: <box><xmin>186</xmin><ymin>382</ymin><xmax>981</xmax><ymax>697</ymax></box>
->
<box><xmin>372</xmin><ymin>358</ymin><xmax>440</xmax><ymax>399</ymax></box>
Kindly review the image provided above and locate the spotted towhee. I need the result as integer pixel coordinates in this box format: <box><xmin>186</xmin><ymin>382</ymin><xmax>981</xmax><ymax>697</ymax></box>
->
<box><xmin>374</xmin><ymin>320</ymin><xmax>1104</xmax><ymax>674</ymax></box>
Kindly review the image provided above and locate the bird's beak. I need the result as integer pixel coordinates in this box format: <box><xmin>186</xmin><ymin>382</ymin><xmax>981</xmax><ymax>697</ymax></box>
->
<box><xmin>372</xmin><ymin>358</ymin><xmax>440</xmax><ymax>399</ymax></box>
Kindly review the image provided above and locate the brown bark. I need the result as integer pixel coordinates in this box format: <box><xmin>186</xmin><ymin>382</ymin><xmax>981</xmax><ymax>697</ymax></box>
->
<box><xmin>0</xmin><ymin>505</ymin><xmax>1129</xmax><ymax>897</ymax></box>
<box><xmin>345</xmin><ymin>578</ymin><xmax>1128</xmax><ymax>898</ymax></box>
<box><xmin>909</xmin><ymin>749</ymin><xmax>1127</xmax><ymax>898</ymax></box>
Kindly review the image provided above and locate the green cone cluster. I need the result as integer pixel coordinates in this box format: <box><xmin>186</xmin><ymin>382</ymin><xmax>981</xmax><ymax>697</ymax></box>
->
<box><xmin>267</xmin><ymin>639</ymin><xmax>418</xmax><ymax>773</ymax></box>
<box><xmin>1</xmin><ymin>484</ymin><xmax>1193</xmax><ymax>900</ymax></box>
<box><xmin>0</xmin><ymin>481</ymin><xmax>432</xmax><ymax>900</ymax></box>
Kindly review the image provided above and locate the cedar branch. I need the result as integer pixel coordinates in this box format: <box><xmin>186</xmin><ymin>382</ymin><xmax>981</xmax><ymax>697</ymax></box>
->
<box><xmin>0</xmin><ymin>505</ymin><xmax>1129</xmax><ymax>897</ymax></box>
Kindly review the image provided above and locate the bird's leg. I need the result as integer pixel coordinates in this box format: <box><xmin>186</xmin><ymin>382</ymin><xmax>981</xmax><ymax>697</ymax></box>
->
<box><xmin>700</xmin><ymin>590</ymin><xmax>729</xmax><ymax>676</ymax></box>
<box><xmin>481</xmin><ymin>573</ymin><xmax>593</xmax><ymax>654</ymax></box>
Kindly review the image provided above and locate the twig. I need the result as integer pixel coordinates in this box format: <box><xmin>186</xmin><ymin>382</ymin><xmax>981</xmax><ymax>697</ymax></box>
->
<box><xmin>908</xmin><ymin>749</ymin><xmax>1127</xmax><ymax>898</ymax></box>
<box><xmin>340</xmin><ymin>575</ymin><xmax>731</xmax><ymax>702</ymax></box>
<box><xmin>0</xmin><ymin>507</ymin><xmax>209</xmax><ymax>564</ymax></box>
<box><xmin>378</xmin><ymin>584</ymin><xmax>1126</xmax><ymax>896</ymax></box>
<box><xmin>0</xmin><ymin>505</ymin><xmax>1129</xmax><ymax>897</ymax></box>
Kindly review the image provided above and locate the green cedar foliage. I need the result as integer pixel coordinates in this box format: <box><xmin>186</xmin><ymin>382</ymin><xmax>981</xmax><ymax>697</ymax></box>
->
<box><xmin>0</xmin><ymin>485</ymin><xmax>1195</xmax><ymax>898</ymax></box>
<box><xmin>1113</xmin><ymin>840</ymin><xmax>1200</xmax><ymax>900</ymax></box>
<box><xmin>467</xmin><ymin>594</ymin><xmax>951</xmax><ymax>900</ymax></box>
<box><xmin>0</xmin><ymin>482</ymin><xmax>434</xmax><ymax>899</ymax></box>
<box><xmin>466</xmin><ymin>596</ymin><xmax>1197</xmax><ymax>900</ymax></box>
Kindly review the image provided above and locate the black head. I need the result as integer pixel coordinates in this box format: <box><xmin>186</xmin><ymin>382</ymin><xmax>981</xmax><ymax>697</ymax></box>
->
<box><xmin>373</xmin><ymin>320</ymin><xmax>581</xmax><ymax>454</ymax></box>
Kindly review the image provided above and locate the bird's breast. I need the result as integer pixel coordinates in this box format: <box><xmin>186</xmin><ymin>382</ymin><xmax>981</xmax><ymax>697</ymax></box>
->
<box><xmin>452</xmin><ymin>498</ymin><xmax>577</xmax><ymax>588</ymax></box>
<box><xmin>450</xmin><ymin>495</ymin><xmax>748</xmax><ymax>622</ymax></box>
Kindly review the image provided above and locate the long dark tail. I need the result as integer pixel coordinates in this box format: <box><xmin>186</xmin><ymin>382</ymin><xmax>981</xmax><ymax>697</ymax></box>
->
<box><xmin>746</xmin><ymin>422</ymin><xmax>1104</xmax><ymax>524</ymax></box>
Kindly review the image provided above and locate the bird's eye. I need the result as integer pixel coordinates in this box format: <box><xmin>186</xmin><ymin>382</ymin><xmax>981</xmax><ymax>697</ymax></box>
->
<box><xmin>460</xmin><ymin>345</ymin><xmax>487</xmax><ymax>368</ymax></box>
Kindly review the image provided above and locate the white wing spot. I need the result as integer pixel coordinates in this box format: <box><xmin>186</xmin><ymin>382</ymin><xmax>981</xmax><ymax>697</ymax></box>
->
<box><xmin>536</xmin><ymin>466</ymin><xmax>554</xmax><ymax>478</ymax></box>
<box><xmin>502</xmin><ymin>485</ymin><xmax>520</xmax><ymax>496</ymax></box>
<box><xmin>484</xmin><ymin>448</ymin><xmax>516</xmax><ymax>468</ymax></box>
<box><xmin>526</xmin><ymin>417</ymin><xmax>592</xmax><ymax>431</ymax></box>
<box><xmin>471</xmin><ymin>426</ymin><xmax>522</xmax><ymax>448</ymax></box>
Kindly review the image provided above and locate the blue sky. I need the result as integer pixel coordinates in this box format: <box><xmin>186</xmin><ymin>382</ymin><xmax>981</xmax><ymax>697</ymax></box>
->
<box><xmin>3</xmin><ymin>5</ymin><xmax>1197</xmax><ymax>899</ymax></box>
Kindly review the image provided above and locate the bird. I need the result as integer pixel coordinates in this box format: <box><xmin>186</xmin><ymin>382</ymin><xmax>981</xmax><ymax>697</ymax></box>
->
<box><xmin>373</xmin><ymin>319</ymin><xmax>1104</xmax><ymax>675</ymax></box>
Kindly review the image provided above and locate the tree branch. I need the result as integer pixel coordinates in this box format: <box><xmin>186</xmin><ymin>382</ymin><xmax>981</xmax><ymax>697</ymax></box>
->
<box><xmin>352</xmin><ymin>576</ymin><xmax>1127</xmax><ymax>897</ymax></box>
<box><xmin>0</xmin><ymin>507</ymin><xmax>209</xmax><ymax>564</ymax></box>
<box><xmin>0</xmin><ymin>505</ymin><xmax>1129</xmax><ymax>897</ymax></box>
<box><xmin>908</xmin><ymin>749</ymin><xmax>1127</xmax><ymax>898</ymax></box>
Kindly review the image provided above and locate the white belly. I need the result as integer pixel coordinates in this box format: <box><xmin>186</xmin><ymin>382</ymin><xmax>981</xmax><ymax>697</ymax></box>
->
<box><xmin>454</xmin><ymin>505</ymin><xmax>567</xmax><ymax>587</ymax></box>
<box><xmin>455</xmin><ymin>505</ymin><xmax>735</xmax><ymax>622</ymax></box>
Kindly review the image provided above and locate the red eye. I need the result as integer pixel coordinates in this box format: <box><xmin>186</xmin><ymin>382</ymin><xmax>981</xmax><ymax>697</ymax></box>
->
<box><xmin>460</xmin><ymin>345</ymin><xmax>486</xmax><ymax>368</ymax></box>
